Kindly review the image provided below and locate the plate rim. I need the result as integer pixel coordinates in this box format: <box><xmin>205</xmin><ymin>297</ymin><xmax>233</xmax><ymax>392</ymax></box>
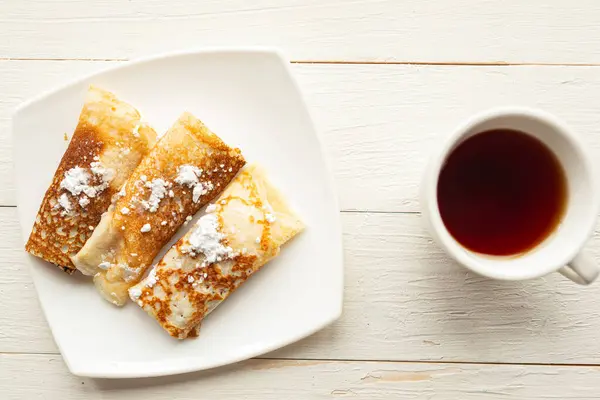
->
<box><xmin>12</xmin><ymin>47</ymin><xmax>344</xmax><ymax>378</ymax></box>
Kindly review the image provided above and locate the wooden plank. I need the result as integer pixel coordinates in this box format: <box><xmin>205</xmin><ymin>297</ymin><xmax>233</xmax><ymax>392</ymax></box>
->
<box><xmin>3</xmin><ymin>1</ymin><xmax>600</xmax><ymax>64</ymax></box>
<box><xmin>2</xmin><ymin>354</ymin><xmax>600</xmax><ymax>399</ymax></box>
<box><xmin>4</xmin><ymin>61</ymin><xmax>600</xmax><ymax>210</ymax></box>
<box><xmin>5</xmin><ymin>207</ymin><xmax>600</xmax><ymax>365</ymax></box>
<box><xmin>0</xmin><ymin>207</ymin><xmax>56</xmax><ymax>351</ymax></box>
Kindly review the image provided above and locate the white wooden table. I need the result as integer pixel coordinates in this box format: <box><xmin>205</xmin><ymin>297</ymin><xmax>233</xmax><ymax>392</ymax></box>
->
<box><xmin>3</xmin><ymin>1</ymin><xmax>600</xmax><ymax>398</ymax></box>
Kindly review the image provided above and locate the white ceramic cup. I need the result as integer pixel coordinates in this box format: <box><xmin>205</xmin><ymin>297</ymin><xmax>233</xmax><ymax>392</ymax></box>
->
<box><xmin>421</xmin><ymin>107</ymin><xmax>600</xmax><ymax>284</ymax></box>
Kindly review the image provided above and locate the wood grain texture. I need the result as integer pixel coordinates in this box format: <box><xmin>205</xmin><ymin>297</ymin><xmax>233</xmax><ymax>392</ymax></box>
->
<box><xmin>2</xmin><ymin>354</ymin><xmax>600</xmax><ymax>400</ymax></box>
<box><xmin>3</xmin><ymin>0</ymin><xmax>600</xmax><ymax>64</ymax></box>
<box><xmin>302</xmin><ymin>63</ymin><xmax>600</xmax><ymax>212</ymax></box>
<box><xmin>4</xmin><ymin>1</ymin><xmax>600</xmax><ymax>395</ymax></box>
<box><xmin>4</xmin><ymin>207</ymin><xmax>600</xmax><ymax>365</ymax></box>
<box><xmin>4</xmin><ymin>61</ymin><xmax>600</xmax><ymax>211</ymax></box>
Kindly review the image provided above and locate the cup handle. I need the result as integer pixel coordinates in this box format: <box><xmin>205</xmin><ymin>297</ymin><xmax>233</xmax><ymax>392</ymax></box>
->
<box><xmin>559</xmin><ymin>251</ymin><xmax>600</xmax><ymax>285</ymax></box>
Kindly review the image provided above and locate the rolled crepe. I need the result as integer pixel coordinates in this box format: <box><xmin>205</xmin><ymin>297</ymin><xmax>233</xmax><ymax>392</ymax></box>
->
<box><xmin>72</xmin><ymin>112</ymin><xmax>245</xmax><ymax>306</ymax></box>
<box><xmin>129</xmin><ymin>165</ymin><xmax>304</xmax><ymax>339</ymax></box>
<box><xmin>25</xmin><ymin>86</ymin><xmax>157</xmax><ymax>273</ymax></box>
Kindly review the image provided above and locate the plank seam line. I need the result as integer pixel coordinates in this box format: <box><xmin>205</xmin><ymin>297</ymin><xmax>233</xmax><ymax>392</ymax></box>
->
<box><xmin>2</xmin><ymin>352</ymin><xmax>600</xmax><ymax>368</ymax></box>
<box><xmin>3</xmin><ymin>57</ymin><xmax>600</xmax><ymax>67</ymax></box>
<box><xmin>294</xmin><ymin>61</ymin><xmax>600</xmax><ymax>67</ymax></box>
<box><xmin>258</xmin><ymin>356</ymin><xmax>600</xmax><ymax>368</ymax></box>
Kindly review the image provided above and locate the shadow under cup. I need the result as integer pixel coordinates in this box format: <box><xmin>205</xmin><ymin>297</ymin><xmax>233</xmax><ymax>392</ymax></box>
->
<box><xmin>424</xmin><ymin>109</ymin><xmax>598</xmax><ymax>281</ymax></box>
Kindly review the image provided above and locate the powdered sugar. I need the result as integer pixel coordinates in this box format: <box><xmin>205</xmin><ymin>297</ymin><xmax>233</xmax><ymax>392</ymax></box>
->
<box><xmin>193</xmin><ymin>181</ymin><xmax>214</xmax><ymax>203</ymax></box>
<box><xmin>140</xmin><ymin>223</ymin><xmax>151</xmax><ymax>233</ymax></box>
<box><xmin>78</xmin><ymin>197</ymin><xmax>90</xmax><ymax>208</ymax></box>
<box><xmin>175</xmin><ymin>165</ymin><xmax>202</xmax><ymax>186</ymax></box>
<box><xmin>146</xmin><ymin>268</ymin><xmax>158</xmax><ymax>288</ymax></box>
<box><xmin>141</xmin><ymin>178</ymin><xmax>169</xmax><ymax>212</ymax></box>
<box><xmin>129</xmin><ymin>286</ymin><xmax>142</xmax><ymax>300</ymax></box>
<box><xmin>182</xmin><ymin>213</ymin><xmax>235</xmax><ymax>266</ymax></box>
<box><xmin>57</xmin><ymin>193</ymin><xmax>72</xmax><ymax>215</ymax></box>
<box><xmin>174</xmin><ymin>164</ymin><xmax>213</xmax><ymax>203</ymax></box>
<box><xmin>263</xmin><ymin>203</ymin><xmax>276</xmax><ymax>223</ymax></box>
<box><xmin>90</xmin><ymin>161</ymin><xmax>115</xmax><ymax>184</ymax></box>
<box><xmin>120</xmin><ymin>264</ymin><xmax>139</xmax><ymax>282</ymax></box>
<box><xmin>60</xmin><ymin>167</ymin><xmax>92</xmax><ymax>197</ymax></box>
<box><xmin>98</xmin><ymin>261</ymin><xmax>111</xmax><ymax>270</ymax></box>
<box><xmin>57</xmin><ymin>161</ymin><xmax>115</xmax><ymax>214</ymax></box>
<box><xmin>114</xmin><ymin>185</ymin><xmax>126</xmax><ymax>202</ymax></box>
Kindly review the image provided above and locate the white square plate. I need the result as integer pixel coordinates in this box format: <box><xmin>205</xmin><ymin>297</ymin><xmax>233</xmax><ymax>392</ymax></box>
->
<box><xmin>13</xmin><ymin>48</ymin><xmax>343</xmax><ymax>378</ymax></box>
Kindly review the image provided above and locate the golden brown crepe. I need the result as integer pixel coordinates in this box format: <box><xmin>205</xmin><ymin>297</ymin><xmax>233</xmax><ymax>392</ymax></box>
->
<box><xmin>72</xmin><ymin>112</ymin><xmax>246</xmax><ymax>305</ymax></box>
<box><xmin>129</xmin><ymin>165</ymin><xmax>303</xmax><ymax>339</ymax></box>
<box><xmin>25</xmin><ymin>86</ymin><xmax>157</xmax><ymax>273</ymax></box>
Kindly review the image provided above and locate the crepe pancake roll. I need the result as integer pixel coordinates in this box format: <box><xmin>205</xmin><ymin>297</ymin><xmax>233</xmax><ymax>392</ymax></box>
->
<box><xmin>129</xmin><ymin>165</ymin><xmax>304</xmax><ymax>339</ymax></box>
<box><xmin>72</xmin><ymin>112</ymin><xmax>245</xmax><ymax>306</ymax></box>
<box><xmin>25</xmin><ymin>86</ymin><xmax>157</xmax><ymax>273</ymax></box>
